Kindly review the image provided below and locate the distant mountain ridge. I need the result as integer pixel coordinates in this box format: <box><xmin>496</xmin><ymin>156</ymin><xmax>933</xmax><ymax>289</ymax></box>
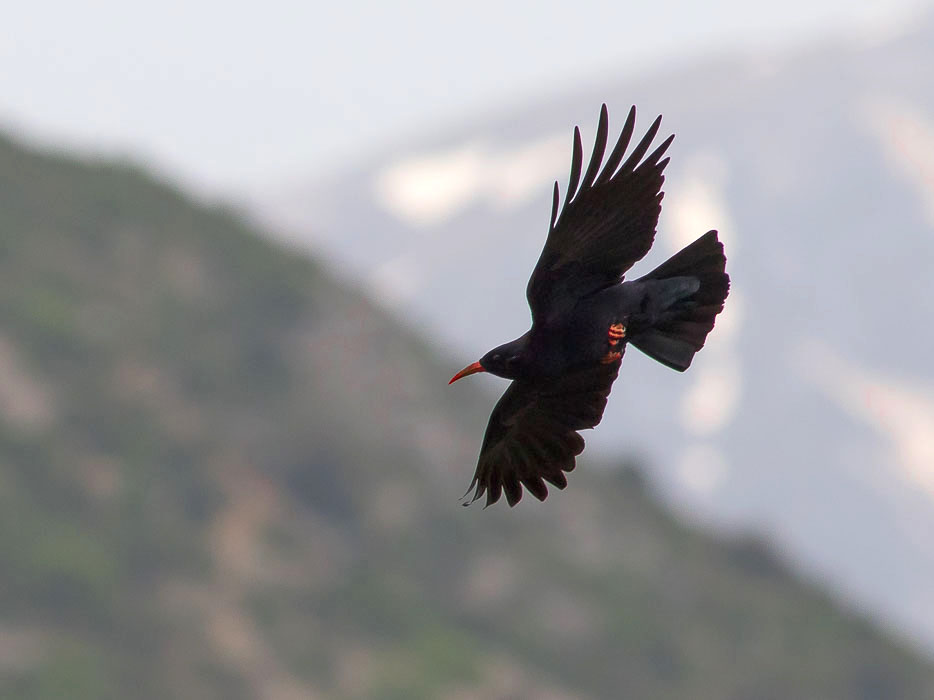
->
<box><xmin>2</xmin><ymin>120</ymin><xmax>934</xmax><ymax>697</ymax></box>
<box><xmin>256</xmin><ymin>11</ymin><xmax>934</xmax><ymax>653</ymax></box>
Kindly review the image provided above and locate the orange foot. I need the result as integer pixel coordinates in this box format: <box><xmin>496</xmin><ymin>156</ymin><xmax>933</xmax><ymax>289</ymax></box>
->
<box><xmin>601</xmin><ymin>322</ymin><xmax>626</xmax><ymax>363</ymax></box>
<box><xmin>608</xmin><ymin>322</ymin><xmax>626</xmax><ymax>345</ymax></box>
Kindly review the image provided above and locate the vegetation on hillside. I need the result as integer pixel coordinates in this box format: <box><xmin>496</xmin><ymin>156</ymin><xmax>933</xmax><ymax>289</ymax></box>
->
<box><xmin>0</xmin><ymin>133</ymin><xmax>931</xmax><ymax>699</ymax></box>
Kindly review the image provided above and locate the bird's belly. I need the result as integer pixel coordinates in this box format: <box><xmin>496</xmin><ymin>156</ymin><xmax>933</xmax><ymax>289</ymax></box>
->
<box><xmin>568</xmin><ymin>288</ymin><xmax>642</xmax><ymax>366</ymax></box>
<box><xmin>528</xmin><ymin>285</ymin><xmax>644</xmax><ymax>376</ymax></box>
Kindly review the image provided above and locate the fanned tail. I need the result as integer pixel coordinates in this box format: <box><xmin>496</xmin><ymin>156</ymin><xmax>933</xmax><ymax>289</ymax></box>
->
<box><xmin>630</xmin><ymin>230</ymin><xmax>729</xmax><ymax>371</ymax></box>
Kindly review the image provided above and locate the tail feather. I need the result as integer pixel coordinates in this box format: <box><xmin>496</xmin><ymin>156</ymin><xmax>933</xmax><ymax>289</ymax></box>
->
<box><xmin>630</xmin><ymin>230</ymin><xmax>729</xmax><ymax>372</ymax></box>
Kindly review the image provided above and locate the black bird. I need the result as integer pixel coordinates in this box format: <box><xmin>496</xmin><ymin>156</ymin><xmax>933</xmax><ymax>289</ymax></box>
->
<box><xmin>449</xmin><ymin>104</ymin><xmax>730</xmax><ymax>507</ymax></box>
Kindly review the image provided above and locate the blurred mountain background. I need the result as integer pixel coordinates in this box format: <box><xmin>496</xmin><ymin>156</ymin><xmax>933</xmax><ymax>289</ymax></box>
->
<box><xmin>3</xmin><ymin>0</ymin><xmax>934</xmax><ymax>697</ymax></box>
<box><xmin>2</xmin><ymin>113</ymin><xmax>934</xmax><ymax>700</ymax></box>
<box><xmin>254</xmin><ymin>6</ymin><xmax>934</xmax><ymax>656</ymax></box>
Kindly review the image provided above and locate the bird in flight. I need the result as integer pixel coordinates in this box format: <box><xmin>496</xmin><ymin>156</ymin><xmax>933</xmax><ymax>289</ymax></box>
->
<box><xmin>449</xmin><ymin>104</ymin><xmax>730</xmax><ymax>507</ymax></box>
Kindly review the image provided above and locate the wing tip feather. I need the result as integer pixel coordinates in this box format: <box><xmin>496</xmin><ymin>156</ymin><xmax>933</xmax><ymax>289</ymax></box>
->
<box><xmin>549</xmin><ymin>180</ymin><xmax>560</xmax><ymax>231</ymax></box>
<box><xmin>566</xmin><ymin>126</ymin><xmax>584</xmax><ymax>204</ymax></box>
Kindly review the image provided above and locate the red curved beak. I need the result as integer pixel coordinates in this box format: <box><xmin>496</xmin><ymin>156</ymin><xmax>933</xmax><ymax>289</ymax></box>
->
<box><xmin>449</xmin><ymin>361</ymin><xmax>485</xmax><ymax>384</ymax></box>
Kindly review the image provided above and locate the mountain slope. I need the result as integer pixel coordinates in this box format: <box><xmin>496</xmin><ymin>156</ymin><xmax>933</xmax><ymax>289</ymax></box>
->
<box><xmin>1</xmin><ymin>133</ymin><xmax>933</xmax><ymax>699</ymax></box>
<box><xmin>257</xmin><ymin>11</ymin><xmax>934</xmax><ymax>653</ymax></box>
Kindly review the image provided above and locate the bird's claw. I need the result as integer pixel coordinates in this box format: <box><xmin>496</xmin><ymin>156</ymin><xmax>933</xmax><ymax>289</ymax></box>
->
<box><xmin>600</xmin><ymin>322</ymin><xmax>625</xmax><ymax>363</ymax></box>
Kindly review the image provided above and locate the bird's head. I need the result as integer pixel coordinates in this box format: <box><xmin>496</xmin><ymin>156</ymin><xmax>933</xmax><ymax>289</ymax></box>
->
<box><xmin>449</xmin><ymin>337</ymin><xmax>529</xmax><ymax>383</ymax></box>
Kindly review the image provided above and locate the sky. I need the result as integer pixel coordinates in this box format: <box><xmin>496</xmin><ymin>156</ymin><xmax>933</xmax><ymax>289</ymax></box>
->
<box><xmin>1</xmin><ymin>0</ymin><xmax>927</xmax><ymax>196</ymax></box>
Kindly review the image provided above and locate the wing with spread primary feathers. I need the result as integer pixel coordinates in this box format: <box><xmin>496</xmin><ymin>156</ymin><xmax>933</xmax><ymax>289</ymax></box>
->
<box><xmin>463</xmin><ymin>359</ymin><xmax>621</xmax><ymax>507</ymax></box>
<box><xmin>526</xmin><ymin>104</ymin><xmax>673</xmax><ymax>324</ymax></box>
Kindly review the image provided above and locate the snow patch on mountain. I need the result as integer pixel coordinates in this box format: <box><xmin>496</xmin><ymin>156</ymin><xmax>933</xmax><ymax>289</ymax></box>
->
<box><xmin>863</xmin><ymin>98</ymin><xmax>934</xmax><ymax>227</ymax></box>
<box><xmin>372</xmin><ymin>133</ymin><xmax>566</xmax><ymax>227</ymax></box>
<box><xmin>798</xmin><ymin>339</ymin><xmax>934</xmax><ymax>499</ymax></box>
<box><xmin>667</xmin><ymin>150</ymin><xmax>736</xmax><ymax>252</ymax></box>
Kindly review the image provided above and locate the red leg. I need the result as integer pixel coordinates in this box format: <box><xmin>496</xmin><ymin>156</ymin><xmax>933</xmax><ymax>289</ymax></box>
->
<box><xmin>600</xmin><ymin>322</ymin><xmax>626</xmax><ymax>363</ymax></box>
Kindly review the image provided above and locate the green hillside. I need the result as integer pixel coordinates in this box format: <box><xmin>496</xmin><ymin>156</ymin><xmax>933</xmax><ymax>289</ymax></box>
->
<box><xmin>0</xmin><ymin>132</ymin><xmax>931</xmax><ymax>700</ymax></box>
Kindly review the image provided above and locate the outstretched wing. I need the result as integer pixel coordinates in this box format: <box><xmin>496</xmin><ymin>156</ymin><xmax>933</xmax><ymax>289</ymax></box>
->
<box><xmin>527</xmin><ymin>104</ymin><xmax>673</xmax><ymax>324</ymax></box>
<box><xmin>463</xmin><ymin>359</ymin><xmax>622</xmax><ymax>507</ymax></box>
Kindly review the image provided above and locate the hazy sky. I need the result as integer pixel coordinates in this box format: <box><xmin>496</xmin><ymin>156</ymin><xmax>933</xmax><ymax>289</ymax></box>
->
<box><xmin>1</xmin><ymin>0</ymin><xmax>926</xmax><ymax>195</ymax></box>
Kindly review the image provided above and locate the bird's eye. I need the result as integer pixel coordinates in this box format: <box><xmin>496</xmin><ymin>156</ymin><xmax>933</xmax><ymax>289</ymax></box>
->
<box><xmin>491</xmin><ymin>353</ymin><xmax>502</xmax><ymax>363</ymax></box>
<box><xmin>505</xmin><ymin>355</ymin><xmax>519</xmax><ymax>370</ymax></box>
